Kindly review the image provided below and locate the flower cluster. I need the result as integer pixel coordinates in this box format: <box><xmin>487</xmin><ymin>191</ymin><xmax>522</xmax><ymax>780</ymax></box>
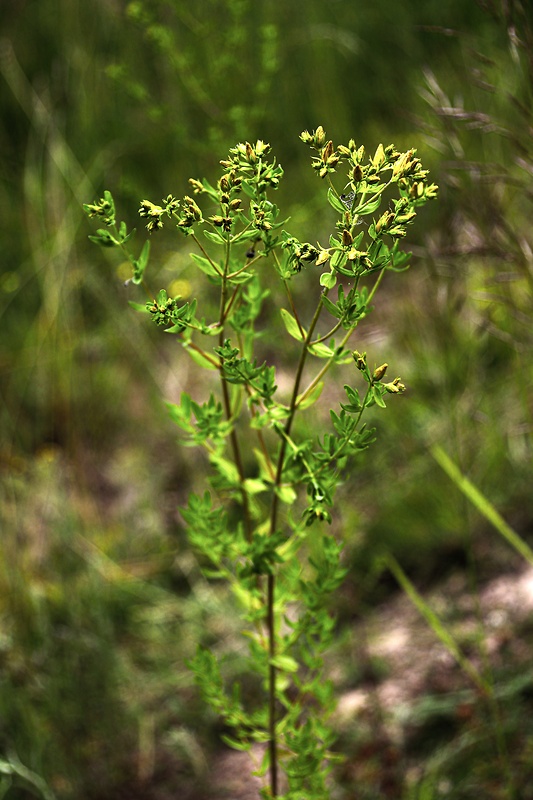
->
<box><xmin>139</xmin><ymin>195</ymin><xmax>180</xmax><ymax>232</ymax></box>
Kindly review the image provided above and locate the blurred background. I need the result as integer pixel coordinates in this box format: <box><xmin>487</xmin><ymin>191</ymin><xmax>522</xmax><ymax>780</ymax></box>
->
<box><xmin>1</xmin><ymin>1</ymin><xmax>532</xmax><ymax>797</ymax></box>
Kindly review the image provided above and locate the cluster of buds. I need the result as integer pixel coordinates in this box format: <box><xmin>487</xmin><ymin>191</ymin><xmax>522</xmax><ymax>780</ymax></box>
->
<box><xmin>221</xmin><ymin>141</ymin><xmax>282</xmax><ymax>196</ymax></box>
<box><xmin>353</xmin><ymin>352</ymin><xmax>406</xmax><ymax>395</ymax></box>
<box><xmin>221</xmin><ymin>141</ymin><xmax>271</xmax><ymax>173</ymax></box>
<box><xmin>392</xmin><ymin>149</ymin><xmax>430</xmax><ymax>183</ymax></box>
<box><xmin>401</xmin><ymin>179</ymin><xmax>439</xmax><ymax>205</ymax></box>
<box><xmin>146</xmin><ymin>289</ymin><xmax>182</xmax><ymax>326</ymax></box>
<box><xmin>176</xmin><ymin>195</ymin><xmax>203</xmax><ymax>230</ymax></box>
<box><xmin>83</xmin><ymin>191</ymin><xmax>115</xmax><ymax>226</ymax></box>
<box><xmin>139</xmin><ymin>195</ymin><xmax>180</xmax><ymax>233</ymax></box>
<box><xmin>281</xmin><ymin>236</ymin><xmax>319</xmax><ymax>273</ymax></box>
<box><xmin>225</xmin><ymin>140</ymin><xmax>271</xmax><ymax>166</ymax></box>
<box><xmin>209</xmin><ymin>214</ymin><xmax>233</xmax><ymax>232</ymax></box>
<box><xmin>250</xmin><ymin>201</ymin><xmax>274</xmax><ymax>232</ymax></box>
<box><xmin>301</xmin><ymin>127</ymin><xmax>342</xmax><ymax>178</ymax></box>
<box><xmin>383</xmin><ymin>377</ymin><xmax>406</xmax><ymax>394</ymax></box>
<box><xmin>218</xmin><ymin>171</ymin><xmax>243</xmax><ymax>197</ymax></box>
<box><xmin>313</xmin><ymin>139</ymin><xmax>341</xmax><ymax>178</ymax></box>
<box><xmin>188</xmin><ymin>178</ymin><xmax>205</xmax><ymax>195</ymax></box>
<box><xmin>139</xmin><ymin>199</ymin><xmax>165</xmax><ymax>232</ymax></box>
<box><xmin>300</xmin><ymin>126</ymin><xmax>328</xmax><ymax>149</ymax></box>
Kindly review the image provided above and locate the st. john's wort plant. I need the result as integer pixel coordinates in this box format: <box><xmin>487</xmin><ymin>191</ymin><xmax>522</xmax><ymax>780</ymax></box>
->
<box><xmin>85</xmin><ymin>127</ymin><xmax>437</xmax><ymax>799</ymax></box>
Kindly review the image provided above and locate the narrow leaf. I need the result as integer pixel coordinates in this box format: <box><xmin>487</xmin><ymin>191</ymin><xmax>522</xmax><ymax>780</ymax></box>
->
<box><xmin>385</xmin><ymin>553</ymin><xmax>490</xmax><ymax>694</ymax></box>
<box><xmin>270</xmin><ymin>654</ymin><xmax>299</xmax><ymax>673</ymax></box>
<box><xmin>280</xmin><ymin>308</ymin><xmax>305</xmax><ymax>341</ymax></box>
<box><xmin>297</xmin><ymin>381</ymin><xmax>324</xmax><ymax>410</ymax></box>
<box><xmin>190</xmin><ymin>252</ymin><xmax>220</xmax><ymax>277</ymax></box>
<box><xmin>431</xmin><ymin>445</ymin><xmax>533</xmax><ymax>567</ymax></box>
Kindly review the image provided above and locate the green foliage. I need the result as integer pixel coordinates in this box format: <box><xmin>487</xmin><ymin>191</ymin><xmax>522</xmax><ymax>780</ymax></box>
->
<box><xmin>85</xmin><ymin>129</ymin><xmax>437</xmax><ymax>797</ymax></box>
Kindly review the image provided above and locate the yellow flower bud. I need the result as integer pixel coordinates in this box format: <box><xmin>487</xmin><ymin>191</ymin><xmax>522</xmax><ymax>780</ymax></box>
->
<box><xmin>372</xmin><ymin>143</ymin><xmax>385</xmax><ymax>168</ymax></box>
<box><xmin>315</xmin><ymin>126</ymin><xmax>326</xmax><ymax>147</ymax></box>
<box><xmin>315</xmin><ymin>249</ymin><xmax>331</xmax><ymax>266</ymax></box>
<box><xmin>372</xmin><ymin>363</ymin><xmax>388</xmax><ymax>381</ymax></box>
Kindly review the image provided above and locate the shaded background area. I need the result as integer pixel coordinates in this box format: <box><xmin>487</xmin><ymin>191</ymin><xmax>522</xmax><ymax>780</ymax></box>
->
<box><xmin>1</xmin><ymin>1</ymin><xmax>532</xmax><ymax>797</ymax></box>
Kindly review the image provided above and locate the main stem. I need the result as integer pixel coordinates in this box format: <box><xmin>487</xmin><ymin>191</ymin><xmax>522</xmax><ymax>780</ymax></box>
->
<box><xmin>218</xmin><ymin>235</ymin><xmax>253</xmax><ymax>539</ymax></box>
<box><xmin>266</xmin><ymin>294</ymin><xmax>327</xmax><ymax>798</ymax></box>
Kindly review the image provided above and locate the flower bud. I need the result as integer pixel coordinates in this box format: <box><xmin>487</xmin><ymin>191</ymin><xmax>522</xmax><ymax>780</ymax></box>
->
<box><xmin>342</xmin><ymin>229</ymin><xmax>353</xmax><ymax>247</ymax></box>
<box><xmin>184</xmin><ymin>196</ymin><xmax>202</xmax><ymax>220</ymax></box>
<box><xmin>188</xmin><ymin>178</ymin><xmax>204</xmax><ymax>194</ymax></box>
<box><xmin>383</xmin><ymin>377</ymin><xmax>406</xmax><ymax>394</ymax></box>
<box><xmin>372</xmin><ymin>363</ymin><xmax>388</xmax><ymax>381</ymax></box>
<box><xmin>315</xmin><ymin>249</ymin><xmax>331</xmax><ymax>266</ymax></box>
<box><xmin>375</xmin><ymin>211</ymin><xmax>394</xmax><ymax>234</ymax></box>
<box><xmin>372</xmin><ymin>143</ymin><xmax>386</xmax><ymax>168</ymax></box>
<box><xmin>353</xmin><ymin>350</ymin><xmax>367</xmax><ymax>371</ymax></box>
<box><xmin>314</xmin><ymin>126</ymin><xmax>327</xmax><ymax>147</ymax></box>
<box><xmin>255</xmin><ymin>140</ymin><xmax>270</xmax><ymax>156</ymax></box>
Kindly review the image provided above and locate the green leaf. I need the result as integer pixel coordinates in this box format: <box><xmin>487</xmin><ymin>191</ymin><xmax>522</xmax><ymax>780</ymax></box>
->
<box><xmin>128</xmin><ymin>301</ymin><xmax>150</xmax><ymax>313</ymax></box>
<box><xmin>330</xmin><ymin>249</ymin><xmax>347</xmax><ymax>270</ymax></box>
<box><xmin>297</xmin><ymin>381</ymin><xmax>324</xmax><ymax>410</ymax></box>
<box><xmin>183</xmin><ymin>345</ymin><xmax>218</xmax><ymax>370</ymax></box>
<box><xmin>280</xmin><ymin>308</ymin><xmax>305</xmax><ymax>341</ymax></box>
<box><xmin>385</xmin><ymin>553</ymin><xmax>489</xmax><ymax>693</ymax></box>
<box><xmin>326</xmin><ymin>188</ymin><xmax>347</xmax><ymax>214</ymax></box>
<box><xmin>308</xmin><ymin>342</ymin><xmax>333</xmax><ymax>358</ymax></box>
<box><xmin>371</xmin><ymin>385</ymin><xmax>387</xmax><ymax>408</ymax></box>
<box><xmin>357</xmin><ymin>194</ymin><xmax>383</xmax><ymax>214</ymax></box>
<box><xmin>220</xmin><ymin>734</ymin><xmax>251</xmax><ymax>752</ymax></box>
<box><xmin>132</xmin><ymin>240</ymin><xmax>150</xmax><ymax>284</ymax></box>
<box><xmin>270</xmin><ymin>653</ymin><xmax>299</xmax><ymax>673</ymax></box>
<box><xmin>190</xmin><ymin>252</ymin><xmax>220</xmax><ymax>277</ymax></box>
<box><xmin>88</xmin><ymin>229</ymin><xmax>118</xmax><ymax>247</ymax></box>
<box><xmin>431</xmin><ymin>445</ymin><xmax>533</xmax><ymax>568</ymax></box>
<box><xmin>203</xmin><ymin>229</ymin><xmax>226</xmax><ymax>245</ymax></box>
<box><xmin>321</xmin><ymin>295</ymin><xmax>340</xmax><ymax>318</ymax></box>
<box><xmin>228</xmin><ymin>270</ymin><xmax>253</xmax><ymax>284</ymax></box>
<box><xmin>210</xmin><ymin>454</ymin><xmax>240</xmax><ymax>486</ymax></box>
<box><xmin>243</xmin><ymin>478</ymin><xmax>267</xmax><ymax>495</ymax></box>
<box><xmin>274</xmin><ymin>485</ymin><xmax>297</xmax><ymax>505</ymax></box>
<box><xmin>320</xmin><ymin>271</ymin><xmax>337</xmax><ymax>289</ymax></box>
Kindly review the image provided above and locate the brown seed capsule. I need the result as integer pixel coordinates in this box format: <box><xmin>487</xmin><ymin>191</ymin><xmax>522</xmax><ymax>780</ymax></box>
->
<box><xmin>245</xmin><ymin>142</ymin><xmax>256</xmax><ymax>163</ymax></box>
<box><xmin>322</xmin><ymin>140</ymin><xmax>334</xmax><ymax>163</ymax></box>
<box><xmin>353</xmin><ymin>164</ymin><xmax>363</xmax><ymax>182</ymax></box>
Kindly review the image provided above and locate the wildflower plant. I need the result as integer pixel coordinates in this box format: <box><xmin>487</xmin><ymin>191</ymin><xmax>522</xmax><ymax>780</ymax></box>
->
<box><xmin>85</xmin><ymin>127</ymin><xmax>437</xmax><ymax>798</ymax></box>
